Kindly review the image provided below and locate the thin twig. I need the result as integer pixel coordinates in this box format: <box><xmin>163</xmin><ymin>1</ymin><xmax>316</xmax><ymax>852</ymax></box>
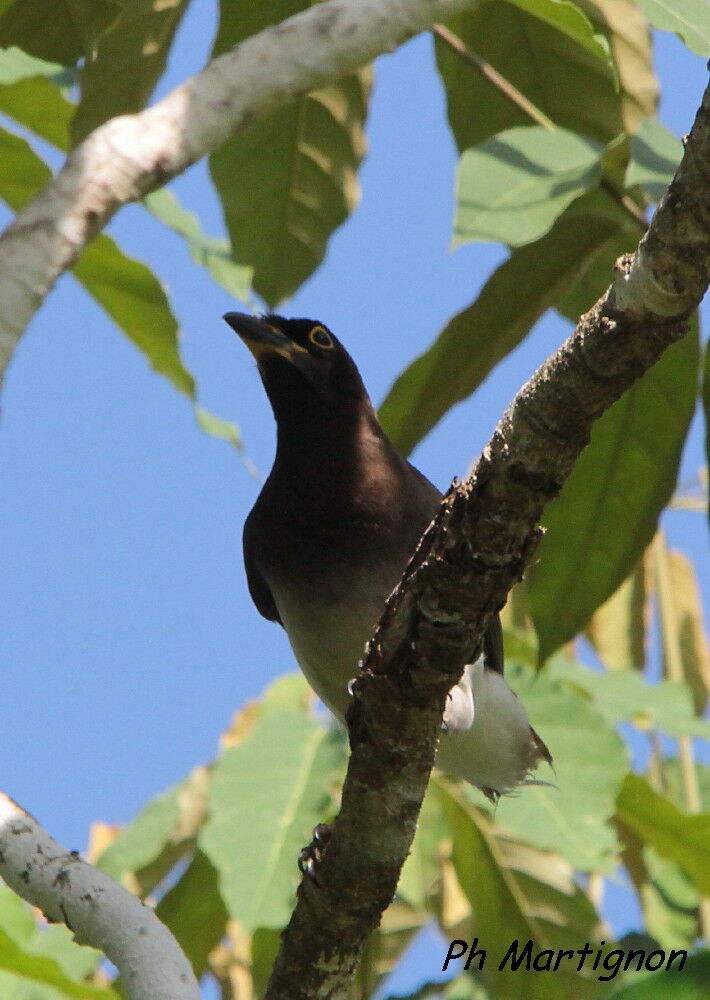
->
<box><xmin>433</xmin><ymin>22</ymin><xmax>554</xmax><ymax>129</ymax></box>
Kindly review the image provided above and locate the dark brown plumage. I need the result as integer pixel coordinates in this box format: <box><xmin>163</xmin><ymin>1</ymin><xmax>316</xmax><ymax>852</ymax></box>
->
<box><xmin>226</xmin><ymin>312</ymin><xmax>551</xmax><ymax>797</ymax></box>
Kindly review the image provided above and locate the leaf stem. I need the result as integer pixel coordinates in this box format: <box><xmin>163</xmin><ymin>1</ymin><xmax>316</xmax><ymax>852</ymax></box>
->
<box><xmin>432</xmin><ymin>23</ymin><xmax>555</xmax><ymax>130</ymax></box>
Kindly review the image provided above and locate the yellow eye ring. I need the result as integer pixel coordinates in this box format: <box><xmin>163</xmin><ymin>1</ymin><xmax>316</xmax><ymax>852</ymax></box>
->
<box><xmin>309</xmin><ymin>325</ymin><xmax>333</xmax><ymax>349</ymax></box>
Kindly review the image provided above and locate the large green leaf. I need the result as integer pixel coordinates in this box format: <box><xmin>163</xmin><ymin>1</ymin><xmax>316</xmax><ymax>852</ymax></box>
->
<box><xmin>209</xmin><ymin>0</ymin><xmax>370</xmax><ymax>305</ymax></box>
<box><xmin>199</xmin><ymin>710</ymin><xmax>344</xmax><ymax>929</ymax></box>
<box><xmin>71</xmin><ymin>0</ymin><xmax>191</xmax><ymax>146</ymax></box>
<box><xmin>482</xmin><ymin>663</ymin><xmax>628</xmax><ymax>872</ymax></box>
<box><xmin>72</xmin><ymin>233</ymin><xmax>195</xmax><ymax>398</ymax></box>
<box><xmin>435</xmin><ymin>1</ymin><xmax>622</xmax><ymax>153</ymax></box>
<box><xmin>379</xmin><ymin>199</ymin><xmax>624</xmax><ymax>455</ymax></box>
<box><xmin>616</xmin><ymin>775</ymin><xmax>710</xmax><ymax>897</ymax></box>
<box><xmin>626</xmin><ymin>119</ymin><xmax>683</xmax><ymax>204</ymax></box>
<box><xmin>607</xmin><ymin>951</ymin><xmax>710</xmax><ymax>1000</ymax></box>
<box><xmin>438</xmin><ymin>782</ymin><xmax>604</xmax><ymax>999</ymax></box>
<box><xmin>635</xmin><ymin>0</ymin><xmax>710</xmax><ymax>57</ymax></box>
<box><xmin>0</xmin><ymin>0</ymin><xmax>122</xmax><ymax>64</ymax></box>
<box><xmin>155</xmin><ymin>851</ymin><xmax>228</xmax><ymax>976</ymax></box>
<box><xmin>453</xmin><ymin>126</ymin><xmax>601</xmax><ymax>247</ymax></box>
<box><xmin>528</xmin><ymin>324</ymin><xmax>699</xmax><ymax>662</ymax></box>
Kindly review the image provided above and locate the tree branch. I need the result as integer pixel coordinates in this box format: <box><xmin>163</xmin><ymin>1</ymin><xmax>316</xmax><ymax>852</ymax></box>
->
<box><xmin>0</xmin><ymin>793</ymin><xmax>200</xmax><ymax>1000</ymax></box>
<box><xmin>0</xmin><ymin>0</ymin><xmax>484</xmax><ymax>382</ymax></box>
<box><xmin>263</xmin><ymin>75</ymin><xmax>710</xmax><ymax>1000</ymax></box>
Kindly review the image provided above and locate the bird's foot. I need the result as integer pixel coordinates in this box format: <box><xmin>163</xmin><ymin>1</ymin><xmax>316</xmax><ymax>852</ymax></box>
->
<box><xmin>298</xmin><ymin>822</ymin><xmax>331</xmax><ymax>882</ymax></box>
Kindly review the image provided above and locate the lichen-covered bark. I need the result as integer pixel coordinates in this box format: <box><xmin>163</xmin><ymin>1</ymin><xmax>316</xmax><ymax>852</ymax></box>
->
<box><xmin>264</xmin><ymin>78</ymin><xmax>710</xmax><ymax>1000</ymax></box>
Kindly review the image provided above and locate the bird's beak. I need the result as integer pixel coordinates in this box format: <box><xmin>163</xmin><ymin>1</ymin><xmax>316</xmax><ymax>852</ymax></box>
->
<box><xmin>224</xmin><ymin>312</ymin><xmax>307</xmax><ymax>363</ymax></box>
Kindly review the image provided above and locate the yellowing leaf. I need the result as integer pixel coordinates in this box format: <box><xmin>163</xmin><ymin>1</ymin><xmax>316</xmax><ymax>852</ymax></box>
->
<box><xmin>585</xmin><ymin>554</ymin><xmax>649</xmax><ymax>671</ymax></box>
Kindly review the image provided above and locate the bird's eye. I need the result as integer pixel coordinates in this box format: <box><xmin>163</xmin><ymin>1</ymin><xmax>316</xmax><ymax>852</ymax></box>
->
<box><xmin>309</xmin><ymin>325</ymin><xmax>333</xmax><ymax>349</ymax></box>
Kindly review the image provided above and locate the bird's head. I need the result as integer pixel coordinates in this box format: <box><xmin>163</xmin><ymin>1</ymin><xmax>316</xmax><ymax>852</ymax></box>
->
<box><xmin>224</xmin><ymin>313</ymin><xmax>371</xmax><ymax>421</ymax></box>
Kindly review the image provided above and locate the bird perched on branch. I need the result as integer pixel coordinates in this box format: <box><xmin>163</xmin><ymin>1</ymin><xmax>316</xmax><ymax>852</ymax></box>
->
<box><xmin>225</xmin><ymin>312</ymin><xmax>551</xmax><ymax>800</ymax></box>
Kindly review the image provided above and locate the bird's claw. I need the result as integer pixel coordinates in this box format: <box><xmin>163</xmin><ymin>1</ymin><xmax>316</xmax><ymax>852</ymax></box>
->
<box><xmin>297</xmin><ymin>822</ymin><xmax>332</xmax><ymax>883</ymax></box>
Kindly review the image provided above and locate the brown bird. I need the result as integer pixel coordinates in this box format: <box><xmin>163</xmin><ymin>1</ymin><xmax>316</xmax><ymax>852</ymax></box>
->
<box><xmin>226</xmin><ymin>312</ymin><xmax>551</xmax><ymax>799</ymax></box>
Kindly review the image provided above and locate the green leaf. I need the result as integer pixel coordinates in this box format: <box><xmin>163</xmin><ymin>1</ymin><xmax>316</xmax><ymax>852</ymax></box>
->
<box><xmin>0</xmin><ymin>125</ymin><xmax>51</xmax><ymax>209</ymax></box>
<box><xmin>437</xmin><ymin>782</ymin><xmax>603</xmax><ymax>999</ymax></box>
<box><xmin>616</xmin><ymin>775</ymin><xmax>710</xmax><ymax>897</ymax></box>
<box><xmin>0</xmin><ymin>885</ymin><xmax>100</xmax><ymax>983</ymax></box>
<box><xmin>0</xmin><ymin>930</ymin><xmax>116</xmax><ymax>1000</ymax></box>
<box><xmin>554</xmin><ymin>229</ymin><xmax>639</xmax><ymax>321</ymax></box>
<box><xmin>251</xmin><ymin>928</ymin><xmax>282</xmax><ymax>1000</ymax></box>
<box><xmin>640</xmin><ymin>847</ymin><xmax>699</xmax><ymax>951</ymax></box>
<box><xmin>662</xmin><ymin>761</ymin><xmax>710</xmax><ymax>813</ymax></box>
<box><xmin>575</xmin><ymin>0</ymin><xmax>658</xmax><ymax>132</ymax></box>
<box><xmin>627</xmin><ymin>119</ymin><xmax>683</xmax><ymax>203</ymax></box>
<box><xmin>585</xmin><ymin>557</ymin><xmax>648</xmax><ymax>671</ymax></box>
<box><xmin>199</xmin><ymin>710</ymin><xmax>344</xmax><ymax>929</ymax></box>
<box><xmin>95</xmin><ymin>782</ymin><xmax>183</xmax><ymax>883</ymax></box>
<box><xmin>664</xmin><ymin>550</ymin><xmax>710</xmax><ymax>715</ymax></box>
<box><xmin>0</xmin><ymin>47</ymin><xmax>75</xmax><ymax>150</ymax></box>
<box><xmin>479</xmin><ymin>663</ymin><xmax>628</xmax><ymax>872</ymax></box>
<box><xmin>454</xmin><ymin>126</ymin><xmax>601</xmax><ymax>248</ymax></box>
<box><xmin>607</xmin><ymin>951</ymin><xmax>710</xmax><ymax>1000</ymax></box>
<box><xmin>504</xmin><ymin>0</ymin><xmax>610</xmax><ymax>62</ymax></box>
<box><xmin>396</xmin><ymin>787</ymin><xmax>446</xmax><ymax>910</ymax></box>
<box><xmin>0</xmin><ymin>0</ymin><xmax>122</xmax><ymax>64</ymax></box>
<box><xmin>71</xmin><ymin>233</ymin><xmax>196</xmax><ymax>398</ymax></box>
<box><xmin>209</xmin><ymin>0</ymin><xmax>369</xmax><ymax>306</ymax></box>
<box><xmin>194</xmin><ymin>406</ymin><xmax>243</xmax><ymax>451</ymax></box>
<box><xmin>635</xmin><ymin>0</ymin><xmax>710</xmax><ymax>58</ymax></box>
<box><xmin>210</xmin><ymin>73</ymin><xmax>370</xmax><ymax>306</ymax></box>
<box><xmin>547</xmin><ymin>656</ymin><xmax>710</xmax><ymax>739</ymax></box>
<box><xmin>155</xmin><ymin>851</ymin><xmax>228</xmax><ymax>976</ymax></box>
<box><xmin>528</xmin><ymin>324</ymin><xmax>699</xmax><ymax>662</ymax></box>
<box><xmin>435</xmin><ymin>2</ymin><xmax>623</xmax><ymax>153</ymax></box>
<box><xmin>71</xmin><ymin>0</ymin><xmax>191</xmax><ymax>145</ymax></box>
<box><xmin>0</xmin><ymin>76</ymin><xmax>73</xmax><ymax>149</ymax></box>
<box><xmin>379</xmin><ymin>196</ymin><xmax>623</xmax><ymax>455</ymax></box>
<box><xmin>143</xmin><ymin>189</ymin><xmax>252</xmax><ymax>301</ymax></box>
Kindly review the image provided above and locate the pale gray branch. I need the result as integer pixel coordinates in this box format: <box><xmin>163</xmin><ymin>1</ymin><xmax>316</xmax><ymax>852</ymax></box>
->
<box><xmin>0</xmin><ymin>0</ymin><xmax>483</xmax><ymax>381</ymax></box>
<box><xmin>0</xmin><ymin>793</ymin><xmax>200</xmax><ymax>1000</ymax></box>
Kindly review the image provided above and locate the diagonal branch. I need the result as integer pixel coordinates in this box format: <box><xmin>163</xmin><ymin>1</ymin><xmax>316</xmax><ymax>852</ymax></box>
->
<box><xmin>263</xmin><ymin>75</ymin><xmax>710</xmax><ymax>1000</ymax></box>
<box><xmin>0</xmin><ymin>0</ymin><xmax>484</xmax><ymax>382</ymax></box>
<box><xmin>0</xmin><ymin>793</ymin><xmax>201</xmax><ymax>1000</ymax></box>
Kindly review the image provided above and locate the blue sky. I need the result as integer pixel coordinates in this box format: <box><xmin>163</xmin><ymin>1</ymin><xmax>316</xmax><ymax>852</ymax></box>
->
<box><xmin>0</xmin><ymin>1</ymin><xmax>707</xmax><ymax>982</ymax></box>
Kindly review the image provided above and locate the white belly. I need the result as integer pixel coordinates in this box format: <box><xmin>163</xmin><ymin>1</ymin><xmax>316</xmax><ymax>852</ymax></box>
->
<box><xmin>271</xmin><ymin>576</ymin><xmax>546</xmax><ymax>796</ymax></box>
